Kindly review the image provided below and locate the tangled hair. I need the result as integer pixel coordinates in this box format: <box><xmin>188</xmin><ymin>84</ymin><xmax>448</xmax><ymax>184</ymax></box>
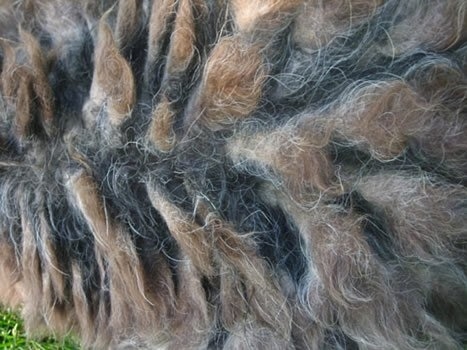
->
<box><xmin>0</xmin><ymin>0</ymin><xmax>466</xmax><ymax>349</ymax></box>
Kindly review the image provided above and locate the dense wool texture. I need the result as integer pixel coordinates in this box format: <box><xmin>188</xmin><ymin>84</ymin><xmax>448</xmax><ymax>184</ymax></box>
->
<box><xmin>0</xmin><ymin>0</ymin><xmax>466</xmax><ymax>349</ymax></box>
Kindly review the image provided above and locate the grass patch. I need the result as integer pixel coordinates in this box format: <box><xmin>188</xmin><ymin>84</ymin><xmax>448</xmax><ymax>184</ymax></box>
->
<box><xmin>0</xmin><ymin>309</ymin><xmax>79</xmax><ymax>349</ymax></box>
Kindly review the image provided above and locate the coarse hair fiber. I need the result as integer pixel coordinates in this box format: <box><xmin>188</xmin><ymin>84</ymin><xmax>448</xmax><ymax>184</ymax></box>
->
<box><xmin>0</xmin><ymin>0</ymin><xmax>466</xmax><ymax>349</ymax></box>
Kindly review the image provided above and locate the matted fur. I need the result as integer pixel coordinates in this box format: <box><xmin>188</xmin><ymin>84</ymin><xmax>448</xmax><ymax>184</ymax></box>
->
<box><xmin>0</xmin><ymin>0</ymin><xmax>466</xmax><ymax>349</ymax></box>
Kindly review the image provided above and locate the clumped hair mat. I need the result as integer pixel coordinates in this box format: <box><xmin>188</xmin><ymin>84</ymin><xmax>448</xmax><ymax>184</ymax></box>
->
<box><xmin>0</xmin><ymin>0</ymin><xmax>466</xmax><ymax>349</ymax></box>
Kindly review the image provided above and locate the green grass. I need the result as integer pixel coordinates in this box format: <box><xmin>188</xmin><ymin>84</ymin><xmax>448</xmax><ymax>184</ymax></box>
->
<box><xmin>0</xmin><ymin>309</ymin><xmax>79</xmax><ymax>350</ymax></box>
